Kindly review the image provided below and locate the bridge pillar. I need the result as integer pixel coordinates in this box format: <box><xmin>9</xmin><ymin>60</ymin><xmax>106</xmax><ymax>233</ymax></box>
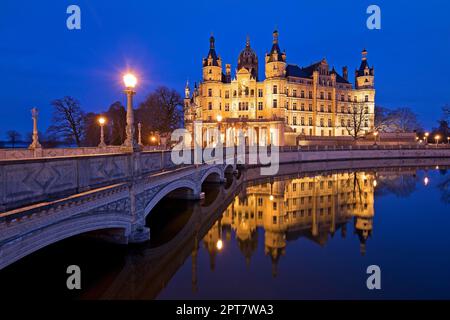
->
<box><xmin>129</xmin><ymin>223</ymin><xmax>151</xmax><ymax>243</ymax></box>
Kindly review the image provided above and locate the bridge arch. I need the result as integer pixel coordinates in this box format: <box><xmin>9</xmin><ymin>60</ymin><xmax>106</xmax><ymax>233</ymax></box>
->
<box><xmin>200</xmin><ymin>166</ymin><xmax>224</xmax><ymax>184</ymax></box>
<box><xmin>0</xmin><ymin>213</ymin><xmax>131</xmax><ymax>270</ymax></box>
<box><xmin>143</xmin><ymin>179</ymin><xmax>200</xmax><ymax>219</ymax></box>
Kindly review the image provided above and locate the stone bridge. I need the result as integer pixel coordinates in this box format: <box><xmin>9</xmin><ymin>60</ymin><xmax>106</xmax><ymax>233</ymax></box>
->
<box><xmin>0</xmin><ymin>150</ymin><xmax>236</xmax><ymax>270</ymax></box>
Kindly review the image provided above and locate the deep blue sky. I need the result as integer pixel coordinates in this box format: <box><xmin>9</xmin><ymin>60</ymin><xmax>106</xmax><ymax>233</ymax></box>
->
<box><xmin>1</xmin><ymin>0</ymin><xmax>449</xmax><ymax>138</ymax></box>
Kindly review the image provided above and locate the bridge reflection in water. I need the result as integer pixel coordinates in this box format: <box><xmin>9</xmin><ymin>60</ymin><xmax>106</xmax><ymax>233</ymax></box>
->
<box><xmin>1</xmin><ymin>160</ymin><xmax>450</xmax><ymax>300</ymax></box>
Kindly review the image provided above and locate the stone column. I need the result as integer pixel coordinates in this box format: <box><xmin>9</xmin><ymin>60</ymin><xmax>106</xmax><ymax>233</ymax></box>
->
<box><xmin>122</xmin><ymin>88</ymin><xmax>141</xmax><ymax>152</ymax></box>
<box><xmin>29</xmin><ymin>108</ymin><xmax>42</xmax><ymax>149</ymax></box>
<box><xmin>138</xmin><ymin>122</ymin><xmax>143</xmax><ymax>146</ymax></box>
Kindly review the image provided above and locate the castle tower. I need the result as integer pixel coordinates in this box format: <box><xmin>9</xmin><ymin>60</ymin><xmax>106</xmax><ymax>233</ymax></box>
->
<box><xmin>238</xmin><ymin>36</ymin><xmax>259</xmax><ymax>80</ymax></box>
<box><xmin>355</xmin><ymin>49</ymin><xmax>374</xmax><ymax>89</ymax></box>
<box><xmin>185</xmin><ymin>80</ymin><xmax>190</xmax><ymax>99</ymax></box>
<box><xmin>265</xmin><ymin>30</ymin><xmax>286</xmax><ymax>79</ymax></box>
<box><xmin>202</xmin><ymin>35</ymin><xmax>223</xmax><ymax>82</ymax></box>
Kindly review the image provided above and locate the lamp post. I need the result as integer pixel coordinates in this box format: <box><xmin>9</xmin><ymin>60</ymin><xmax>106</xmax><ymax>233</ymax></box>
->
<box><xmin>122</xmin><ymin>73</ymin><xmax>139</xmax><ymax>151</ymax></box>
<box><xmin>435</xmin><ymin>135</ymin><xmax>440</xmax><ymax>147</ymax></box>
<box><xmin>29</xmin><ymin>107</ymin><xmax>41</xmax><ymax>149</ymax></box>
<box><xmin>98</xmin><ymin>116</ymin><xmax>106</xmax><ymax>147</ymax></box>
<box><xmin>447</xmin><ymin>137</ymin><xmax>450</xmax><ymax>145</ymax></box>
<box><xmin>373</xmin><ymin>131</ymin><xmax>378</xmax><ymax>146</ymax></box>
<box><xmin>424</xmin><ymin>132</ymin><xmax>429</xmax><ymax>144</ymax></box>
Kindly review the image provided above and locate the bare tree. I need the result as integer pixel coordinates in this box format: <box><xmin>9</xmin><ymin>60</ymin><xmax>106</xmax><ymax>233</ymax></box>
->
<box><xmin>137</xmin><ymin>86</ymin><xmax>183</xmax><ymax>136</ymax></box>
<box><xmin>345</xmin><ymin>102</ymin><xmax>369</xmax><ymax>140</ymax></box>
<box><xmin>374</xmin><ymin>105</ymin><xmax>394</xmax><ymax>132</ymax></box>
<box><xmin>47</xmin><ymin>97</ymin><xmax>85</xmax><ymax>147</ymax></box>
<box><xmin>443</xmin><ymin>105</ymin><xmax>450</xmax><ymax>121</ymax></box>
<box><xmin>106</xmin><ymin>101</ymin><xmax>126</xmax><ymax>145</ymax></box>
<box><xmin>6</xmin><ymin>130</ymin><xmax>22</xmax><ymax>148</ymax></box>
<box><xmin>388</xmin><ymin>107</ymin><xmax>421</xmax><ymax>133</ymax></box>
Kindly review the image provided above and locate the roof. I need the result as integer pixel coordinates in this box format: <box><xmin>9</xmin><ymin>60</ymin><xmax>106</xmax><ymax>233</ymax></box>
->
<box><xmin>286</xmin><ymin>62</ymin><xmax>350</xmax><ymax>84</ymax></box>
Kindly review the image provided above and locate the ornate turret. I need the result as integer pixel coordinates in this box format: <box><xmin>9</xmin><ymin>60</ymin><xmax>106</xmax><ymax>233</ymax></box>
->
<box><xmin>185</xmin><ymin>80</ymin><xmax>190</xmax><ymax>99</ymax></box>
<box><xmin>355</xmin><ymin>49</ymin><xmax>374</xmax><ymax>89</ymax></box>
<box><xmin>238</xmin><ymin>36</ymin><xmax>259</xmax><ymax>80</ymax></box>
<box><xmin>265</xmin><ymin>30</ymin><xmax>287</xmax><ymax>79</ymax></box>
<box><xmin>202</xmin><ymin>34</ymin><xmax>223</xmax><ymax>82</ymax></box>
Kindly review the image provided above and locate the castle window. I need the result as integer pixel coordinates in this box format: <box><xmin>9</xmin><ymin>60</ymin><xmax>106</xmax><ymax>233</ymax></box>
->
<box><xmin>293</xmin><ymin>89</ymin><xmax>297</xmax><ymax>97</ymax></box>
<box><xmin>365</xmin><ymin>106</ymin><xmax>369</xmax><ymax>114</ymax></box>
<box><xmin>354</xmin><ymin>96</ymin><xmax>357</xmax><ymax>102</ymax></box>
<box><xmin>272</xmin><ymin>216</ymin><xmax>277</xmax><ymax>224</ymax></box>
<box><xmin>250</xmin><ymin>89</ymin><xmax>255</xmax><ymax>97</ymax></box>
<box><xmin>293</xmin><ymin>103</ymin><xmax>297</xmax><ymax>110</ymax></box>
<box><xmin>293</xmin><ymin>116</ymin><xmax>297</xmax><ymax>125</ymax></box>
<box><xmin>309</xmin><ymin>117</ymin><xmax>313</xmax><ymax>126</ymax></box>
<box><xmin>301</xmin><ymin>90</ymin><xmax>305</xmax><ymax>98</ymax></box>
<box><xmin>301</xmin><ymin>103</ymin><xmax>305</xmax><ymax>111</ymax></box>
<box><xmin>342</xmin><ymin>129</ymin><xmax>345</xmax><ymax>135</ymax></box>
<box><xmin>309</xmin><ymin>128</ymin><xmax>313</xmax><ymax>135</ymax></box>
<box><xmin>273</xmin><ymin>99</ymin><xmax>278</xmax><ymax>108</ymax></box>
<box><xmin>258</xmin><ymin>89</ymin><xmax>263</xmax><ymax>97</ymax></box>
<box><xmin>320</xmin><ymin>92</ymin><xmax>324</xmax><ymax>99</ymax></box>
<box><xmin>225</xmin><ymin>91</ymin><xmax>230</xmax><ymax>99</ymax></box>
<box><xmin>341</xmin><ymin>118</ymin><xmax>345</xmax><ymax>127</ymax></box>
<box><xmin>285</xmin><ymin>101</ymin><xmax>289</xmax><ymax>109</ymax></box>
<box><xmin>328</xmin><ymin>92</ymin><xmax>332</xmax><ymax>100</ymax></box>
<box><xmin>348</xmin><ymin>95</ymin><xmax>351</xmax><ymax>101</ymax></box>
<box><xmin>273</xmin><ymin>202</ymin><xmax>277</xmax><ymax>211</ymax></box>
<box><xmin>233</xmin><ymin>90</ymin><xmax>237</xmax><ymax>97</ymax></box>
<box><xmin>365</xmin><ymin>95</ymin><xmax>369</xmax><ymax>102</ymax></box>
<box><xmin>341</xmin><ymin>105</ymin><xmax>345</xmax><ymax>113</ymax></box>
<box><xmin>309</xmin><ymin>91</ymin><xmax>313</xmax><ymax>99</ymax></box>
<box><xmin>208</xmin><ymin>102</ymin><xmax>212</xmax><ymax>110</ymax></box>
<box><xmin>308</xmin><ymin>104</ymin><xmax>313</xmax><ymax>111</ymax></box>
<box><xmin>341</xmin><ymin>94</ymin><xmax>344</xmax><ymax>101</ymax></box>
<box><xmin>364</xmin><ymin>121</ymin><xmax>368</xmax><ymax>127</ymax></box>
<box><xmin>320</xmin><ymin>105</ymin><xmax>324</xmax><ymax>112</ymax></box>
<box><xmin>225</xmin><ymin>103</ymin><xmax>230</xmax><ymax>111</ymax></box>
<box><xmin>328</xmin><ymin>105</ymin><xmax>332</xmax><ymax>113</ymax></box>
<box><xmin>328</xmin><ymin>119</ymin><xmax>332</xmax><ymax>127</ymax></box>
<box><xmin>273</xmin><ymin>85</ymin><xmax>278</xmax><ymax>94</ymax></box>
<box><xmin>258</xmin><ymin>102</ymin><xmax>263</xmax><ymax>110</ymax></box>
<box><xmin>301</xmin><ymin>117</ymin><xmax>305</xmax><ymax>125</ymax></box>
<box><xmin>320</xmin><ymin>118</ymin><xmax>324</xmax><ymax>127</ymax></box>
<box><xmin>208</xmin><ymin>89</ymin><xmax>212</xmax><ymax>97</ymax></box>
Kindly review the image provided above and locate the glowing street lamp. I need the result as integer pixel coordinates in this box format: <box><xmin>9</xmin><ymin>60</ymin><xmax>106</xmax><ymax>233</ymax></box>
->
<box><xmin>98</xmin><ymin>116</ymin><xmax>107</xmax><ymax>147</ymax></box>
<box><xmin>216</xmin><ymin>114</ymin><xmax>222</xmax><ymax>122</ymax></box>
<box><xmin>373</xmin><ymin>131</ymin><xmax>379</xmax><ymax>145</ymax></box>
<box><xmin>424</xmin><ymin>132</ymin><xmax>429</xmax><ymax>144</ymax></box>
<box><xmin>435</xmin><ymin>135</ymin><xmax>440</xmax><ymax>146</ymax></box>
<box><xmin>122</xmin><ymin>72</ymin><xmax>139</xmax><ymax>151</ymax></box>
<box><xmin>448</xmin><ymin>137</ymin><xmax>450</xmax><ymax>144</ymax></box>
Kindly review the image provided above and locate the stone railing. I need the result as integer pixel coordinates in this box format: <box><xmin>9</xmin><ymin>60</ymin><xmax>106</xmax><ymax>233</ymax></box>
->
<box><xmin>0</xmin><ymin>146</ymin><xmax>126</xmax><ymax>161</ymax></box>
<box><xmin>0</xmin><ymin>150</ymin><xmax>182</xmax><ymax>212</ymax></box>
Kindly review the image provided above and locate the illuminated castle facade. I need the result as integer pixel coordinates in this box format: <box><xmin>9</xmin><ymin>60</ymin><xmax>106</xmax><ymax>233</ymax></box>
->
<box><xmin>184</xmin><ymin>31</ymin><xmax>375</xmax><ymax>146</ymax></box>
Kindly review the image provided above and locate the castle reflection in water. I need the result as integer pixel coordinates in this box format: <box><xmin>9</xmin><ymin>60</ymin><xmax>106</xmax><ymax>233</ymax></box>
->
<box><xmin>201</xmin><ymin>172</ymin><xmax>375</xmax><ymax>277</ymax></box>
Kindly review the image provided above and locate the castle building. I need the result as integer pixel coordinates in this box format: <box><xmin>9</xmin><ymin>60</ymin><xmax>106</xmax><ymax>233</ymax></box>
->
<box><xmin>184</xmin><ymin>31</ymin><xmax>375</xmax><ymax>146</ymax></box>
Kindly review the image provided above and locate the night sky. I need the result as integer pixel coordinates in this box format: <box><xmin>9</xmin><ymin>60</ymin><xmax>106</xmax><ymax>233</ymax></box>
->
<box><xmin>1</xmin><ymin>0</ymin><xmax>449</xmax><ymax>138</ymax></box>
